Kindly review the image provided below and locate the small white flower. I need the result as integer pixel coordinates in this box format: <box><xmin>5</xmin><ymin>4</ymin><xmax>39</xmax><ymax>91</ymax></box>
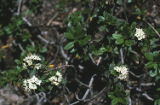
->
<box><xmin>23</xmin><ymin>63</ymin><xmax>27</xmax><ymax>69</ymax></box>
<box><xmin>49</xmin><ymin>76</ymin><xmax>57</xmax><ymax>81</ymax></box>
<box><xmin>23</xmin><ymin>54</ymin><xmax>42</xmax><ymax>70</ymax></box>
<box><xmin>134</xmin><ymin>28</ymin><xmax>146</xmax><ymax>40</ymax></box>
<box><xmin>53</xmin><ymin>82</ymin><xmax>59</xmax><ymax>86</ymax></box>
<box><xmin>34</xmin><ymin>63</ymin><xmax>42</xmax><ymax>70</ymax></box>
<box><xmin>30</xmin><ymin>75</ymin><xmax>42</xmax><ymax>85</ymax></box>
<box><xmin>49</xmin><ymin>71</ymin><xmax>62</xmax><ymax>86</ymax></box>
<box><xmin>57</xmin><ymin>77</ymin><xmax>62</xmax><ymax>82</ymax></box>
<box><xmin>26</xmin><ymin>60</ymin><xmax>32</xmax><ymax>66</ymax></box>
<box><xmin>113</xmin><ymin>65</ymin><xmax>128</xmax><ymax>80</ymax></box>
<box><xmin>56</xmin><ymin>71</ymin><xmax>62</xmax><ymax>77</ymax></box>
<box><xmin>28</xmin><ymin>83</ymin><xmax>37</xmax><ymax>90</ymax></box>
<box><xmin>24</xmin><ymin>54</ymin><xmax>41</xmax><ymax>61</ymax></box>
<box><xmin>23</xmin><ymin>75</ymin><xmax>42</xmax><ymax>92</ymax></box>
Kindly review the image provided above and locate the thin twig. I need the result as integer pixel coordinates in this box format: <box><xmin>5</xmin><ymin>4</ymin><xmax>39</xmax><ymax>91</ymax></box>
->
<box><xmin>129</xmin><ymin>71</ymin><xmax>143</xmax><ymax>78</ymax></box>
<box><xmin>88</xmin><ymin>53</ymin><xmax>96</xmax><ymax>64</ymax></box>
<box><xmin>128</xmin><ymin>96</ymin><xmax>132</xmax><ymax>105</ymax></box>
<box><xmin>23</xmin><ymin>17</ymin><xmax>32</xmax><ymax>26</ymax></box>
<box><xmin>140</xmin><ymin>83</ymin><xmax>155</xmax><ymax>87</ymax></box>
<box><xmin>70</xmin><ymin>101</ymin><xmax>80</xmax><ymax>105</ymax></box>
<box><xmin>17</xmin><ymin>43</ymin><xmax>25</xmax><ymax>52</ymax></box>
<box><xmin>75</xmin><ymin>74</ymin><xmax>96</xmax><ymax>102</ymax></box>
<box><xmin>146</xmin><ymin>22</ymin><xmax>160</xmax><ymax>38</ymax></box>
<box><xmin>120</xmin><ymin>48</ymin><xmax>124</xmax><ymax>64</ymax></box>
<box><xmin>85</xmin><ymin>87</ymin><xmax>106</xmax><ymax>102</ymax></box>
<box><xmin>16</xmin><ymin>0</ymin><xmax>23</xmax><ymax>15</ymax></box>
<box><xmin>44</xmin><ymin>65</ymin><xmax>74</xmax><ymax>73</ymax></box>
<box><xmin>142</xmin><ymin>92</ymin><xmax>154</xmax><ymax>101</ymax></box>
<box><xmin>38</xmin><ymin>35</ymin><xmax>49</xmax><ymax>44</ymax></box>
<box><xmin>89</xmin><ymin>54</ymin><xmax>102</xmax><ymax>66</ymax></box>
<box><xmin>96</xmin><ymin>56</ymin><xmax>102</xmax><ymax>66</ymax></box>
<box><xmin>60</xmin><ymin>45</ymin><xmax>70</xmax><ymax>61</ymax></box>
<box><xmin>82</xmin><ymin>74</ymin><xmax>96</xmax><ymax>100</ymax></box>
<box><xmin>75</xmin><ymin>78</ymin><xmax>89</xmax><ymax>88</ymax></box>
<box><xmin>35</xmin><ymin>93</ymin><xmax>41</xmax><ymax>105</ymax></box>
<box><xmin>37</xmin><ymin>35</ymin><xmax>56</xmax><ymax>45</ymax></box>
<box><xmin>64</xmin><ymin>94</ymin><xmax>70</xmax><ymax>104</ymax></box>
<box><xmin>47</xmin><ymin>12</ymin><xmax>59</xmax><ymax>26</ymax></box>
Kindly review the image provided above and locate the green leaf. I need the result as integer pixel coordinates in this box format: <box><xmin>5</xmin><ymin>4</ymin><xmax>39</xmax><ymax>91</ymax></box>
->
<box><xmin>78</xmin><ymin>35</ymin><xmax>91</xmax><ymax>46</ymax></box>
<box><xmin>125</xmin><ymin>40</ymin><xmax>134</xmax><ymax>46</ymax></box>
<box><xmin>112</xmin><ymin>33</ymin><xmax>122</xmax><ymax>39</ymax></box>
<box><xmin>115</xmin><ymin>38</ymin><xmax>124</xmax><ymax>45</ymax></box>
<box><xmin>117</xmin><ymin>0</ymin><xmax>122</xmax><ymax>5</ymax></box>
<box><xmin>64</xmin><ymin>42</ymin><xmax>74</xmax><ymax>50</ymax></box>
<box><xmin>64</xmin><ymin>32</ymin><xmax>74</xmax><ymax>39</ymax></box>
<box><xmin>98</xmin><ymin>16</ymin><xmax>105</xmax><ymax>22</ymax></box>
<box><xmin>14</xmin><ymin>59</ymin><xmax>21</xmax><ymax>65</ymax></box>
<box><xmin>128</xmin><ymin>0</ymin><xmax>132</xmax><ymax>3</ymax></box>
<box><xmin>40</xmin><ymin>47</ymin><xmax>47</xmax><ymax>53</ymax></box>
<box><xmin>145</xmin><ymin>62</ymin><xmax>157</xmax><ymax>68</ymax></box>
<box><xmin>99</xmin><ymin>25</ymin><xmax>106</xmax><ymax>32</ymax></box>
<box><xmin>26</xmin><ymin>45</ymin><xmax>36</xmax><ymax>52</ymax></box>
<box><xmin>149</xmin><ymin>69</ymin><xmax>157</xmax><ymax>77</ymax></box>
<box><xmin>145</xmin><ymin>53</ymin><xmax>153</xmax><ymax>61</ymax></box>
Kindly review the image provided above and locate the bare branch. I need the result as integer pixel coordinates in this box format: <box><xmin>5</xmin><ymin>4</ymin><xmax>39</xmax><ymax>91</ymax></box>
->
<box><xmin>82</xmin><ymin>74</ymin><xmax>96</xmax><ymax>100</ymax></box>
<box><xmin>120</xmin><ymin>48</ymin><xmax>124</xmax><ymax>64</ymax></box>
<box><xmin>140</xmin><ymin>83</ymin><xmax>155</xmax><ymax>87</ymax></box>
<box><xmin>17</xmin><ymin>43</ymin><xmax>25</xmax><ymax>52</ymax></box>
<box><xmin>16</xmin><ymin>0</ymin><xmax>23</xmax><ymax>15</ymax></box>
<box><xmin>146</xmin><ymin>22</ymin><xmax>160</xmax><ymax>38</ymax></box>
<box><xmin>60</xmin><ymin>45</ymin><xmax>70</xmax><ymax>61</ymax></box>
<box><xmin>142</xmin><ymin>92</ymin><xmax>154</xmax><ymax>101</ymax></box>
<box><xmin>23</xmin><ymin>17</ymin><xmax>32</xmax><ymax>27</ymax></box>
<box><xmin>96</xmin><ymin>56</ymin><xmax>102</xmax><ymax>66</ymax></box>
<box><xmin>38</xmin><ymin>35</ymin><xmax>56</xmax><ymax>46</ymax></box>
<box><xmin>89</xmin><ymin>53</ymin><xmax>96</xmax><ymax>65</ymax></box>
<box><xmin>89</xmin><ymin>54</ymin><xmax>102</xmax><ymax>66</ymax></box>
<box><xmin>85</xmin><ymin>87</ymin><xmax>106</xmax><ymax>102</ymax></box>
<box><xmin>70</xmin><ymin>101</ymin><xmax>80</xmax><ymax>105</ymax></box>
<box><xmin>75</xmin><ymin>78</ymin><xmax>89</xmax><ymax>88</ymax></box>
<box><xmin>37</xmin><ymin>35</ymin><xmax>49</xmax><ymax>44</ymax></box>
<box><xmin>47</xmin><ymin>12</ymin><xmax>59</xmax><ymax>26</ymax></box>
<box><xmin>64</xmin><ymin>94</ymin><xmax>70</xmax><ymax>104</ymax></box>
<box><xmin>74</xmin><ymin>74</ymin><xmax>96</xmax><ymax>103</ymax></box>
<box><xmin>128</xmin><ymin>96</ymin><xmax>132</xmax><ymax>105</ymax></box>
<box><xmin>129</xmin><ymin>71</ymin><xmax>143</xmax><ymax>78</ymax></box>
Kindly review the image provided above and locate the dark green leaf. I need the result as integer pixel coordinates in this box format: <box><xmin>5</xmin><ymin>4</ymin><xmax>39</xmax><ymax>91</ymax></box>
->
<box><xmin>40</xmin><ymin>47</ymin><xmax>47</xmax><ymax>53</ymax></box>
<box><xmin>115</xmin><ymin>38</ymin><xmax>124</xmax><ymax>45</ymax></box>
<box><xmin>78</xmin><ymin>35</ymin><xmax>91</xmax><ymax>46</ymax></box>
<box><xmin>145</xmin><ymin>62</ymin><xmax>157</xmax><ymax>68</ymax></box>
<box><xmin>149</xmin><ymin>69</ymin><xmax>157</xmax><ymax>77</ymax></box>
<box><xmin>145</xmin><ymin>53</ymin><xmax>153</xmax><ymax>61</ymax></box>
<box><xmin>112</xmin><ymin>33</ymin><xmax>122</xmax><ymax>39</ymax></box>
<box><xmin>64</xmin><ymin>42</ymin><xmax>74</xmax><ymax>50</ymax></box>
<box><xmin>64</xmin><ymin>32</ymin><xmax>74</xmax><ymax>39</ymax></box>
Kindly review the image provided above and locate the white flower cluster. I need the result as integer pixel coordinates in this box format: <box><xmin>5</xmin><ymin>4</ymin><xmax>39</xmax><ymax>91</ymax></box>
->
<box><xmin>114</xmin><ymin>65</ymin><xmax>128</xmax><ymax>80</ymax></box>
<box><xmin>23</xmin><ymin>54</ymin><xmax>42</xmax><ymax>70</ymax></box>
<box><xmin>23</xmin><ymin>75</ymin><xmax>42</xmax><ymax>92</ymax></box>
<box><xmin>49</xmin><ymin>71</ymin><xmax>62</xmax><ymax>86</ymax></box>
<box><xmin>134</xmin><ymin>28</ymin><xmax>146</xmax><ymax>40</ymax></box>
